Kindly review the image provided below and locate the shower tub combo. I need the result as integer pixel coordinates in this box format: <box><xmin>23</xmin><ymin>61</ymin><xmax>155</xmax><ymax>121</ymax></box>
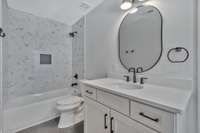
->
<box><xmin>4</xmin><ymin>89</ymin><xmax>83</xmax><ymax>133</ymax></box>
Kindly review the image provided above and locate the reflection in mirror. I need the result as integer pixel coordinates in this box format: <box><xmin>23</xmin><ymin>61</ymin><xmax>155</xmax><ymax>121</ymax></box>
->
<box><xmin>119</xmin><ymin>6</ymin><xmax>163</xmax><ymax>73</ymax></box>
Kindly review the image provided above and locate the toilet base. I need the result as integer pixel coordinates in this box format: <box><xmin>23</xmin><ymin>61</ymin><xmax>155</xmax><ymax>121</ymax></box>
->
<box><xmin>58</xmin><ymin>106</ymin><xmax>84</xmax><ymax>128</ymax></box>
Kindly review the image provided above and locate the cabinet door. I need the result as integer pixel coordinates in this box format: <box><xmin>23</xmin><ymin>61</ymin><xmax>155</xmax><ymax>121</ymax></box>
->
<box><xmin>110</xmin><ymin>110</ymin><xmax>158</xmax><ymax>133</ymax></box>
<box><xmin>85</xmin><ymin>97</ymin><xmax>110</xmax><ymax>133</ymax></box>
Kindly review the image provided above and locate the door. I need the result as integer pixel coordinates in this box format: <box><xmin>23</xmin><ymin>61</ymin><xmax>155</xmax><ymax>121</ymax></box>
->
<box><xmin>85</xmin><ymin>97</ymin><xmax>110</xmax><ymax>133</ymax></box>
<box><xmin>110</xmin><ymin>110</ymin><xmax>158</xmax><ymax>133</ymax></box>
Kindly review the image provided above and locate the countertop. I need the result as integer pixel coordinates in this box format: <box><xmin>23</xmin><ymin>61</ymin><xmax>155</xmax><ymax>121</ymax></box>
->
<box><xmin>80</xmin><ymin>78</ymin><xmax>193</xmax><ymax>113</ymax></box>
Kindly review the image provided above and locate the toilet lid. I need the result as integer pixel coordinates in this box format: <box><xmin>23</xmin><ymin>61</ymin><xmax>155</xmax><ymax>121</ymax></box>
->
<box><xmin>57</xmin><ymin>96</ymin><xmax>84</xmax><ymax>106</ymax></box>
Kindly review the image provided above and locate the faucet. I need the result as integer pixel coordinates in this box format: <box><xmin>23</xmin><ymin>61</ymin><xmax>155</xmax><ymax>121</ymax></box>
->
<box><xmin>140</xmin><ymin>77</ymin><xmax>148</xmax><ymax>85</ymax></box>
<box><xmin>128</xmin><ymin>68</ymin><xmax>137</xmax><ymax>83</ymax></box>
<box><xmin>123</xmin><ymin>75</ymin><xmax>130</xmax><ymax>82</ymax></box>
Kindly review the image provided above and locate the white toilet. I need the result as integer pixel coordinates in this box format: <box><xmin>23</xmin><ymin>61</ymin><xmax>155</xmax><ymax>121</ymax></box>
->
<box><xmin>56</xmin><ymin>96</ymin><xmax>84</xmax><ymax>128</ymax></box>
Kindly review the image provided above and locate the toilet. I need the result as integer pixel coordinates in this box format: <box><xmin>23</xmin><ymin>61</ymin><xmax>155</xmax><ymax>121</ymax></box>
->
<box><xmin>56</xmin><ymin>96</ymin><xmax>84</xmax><ymax>128</ymax></box>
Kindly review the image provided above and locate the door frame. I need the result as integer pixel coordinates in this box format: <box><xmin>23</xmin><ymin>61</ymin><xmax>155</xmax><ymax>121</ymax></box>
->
<box><xmin>197</xmin><ymin>0</ymin><xmax>200</xmax><ymax>132</ymax></box>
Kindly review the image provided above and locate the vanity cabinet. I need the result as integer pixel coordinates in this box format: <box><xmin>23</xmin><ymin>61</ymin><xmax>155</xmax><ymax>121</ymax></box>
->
<box><xmin>84</xmin><ymin>97</ymin><xmax>110</xmax><ymax>133</ymax></box>
<box><xmin>82</xmin><ymin>85</ymin><xmax>182</xmax><ymax>133</ymax></box>
<box><xmin>85</xmin><ymin>97</ymin><xmax>157</xmax><ymax>133</ymax></box>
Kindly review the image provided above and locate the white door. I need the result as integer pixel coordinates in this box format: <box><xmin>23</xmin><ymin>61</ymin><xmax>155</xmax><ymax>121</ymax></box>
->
<box><xmin>111</xmin><ymin>110</ymin><xmax>158</xmax><ymax>133</ymax></box>
<box><xmin>85</xmin><ymin>97</ymin><xmax>110</xmax><ymax>133</ymax></box>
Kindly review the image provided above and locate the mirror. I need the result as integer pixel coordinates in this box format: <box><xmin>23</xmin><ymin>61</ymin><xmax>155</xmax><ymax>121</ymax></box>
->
<box><xmin>119</xmin><ymin>6</ymin><xmax>163</xmax><ymax>73</ymax></box>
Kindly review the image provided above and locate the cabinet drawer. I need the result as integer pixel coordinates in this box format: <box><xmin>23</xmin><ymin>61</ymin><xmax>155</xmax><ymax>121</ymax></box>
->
<box><xmin>111</xmin><ymin>110</ymin><xmax>158</xmax><ymax>133</ymax></box>
<box><xmin>82</xmin><ymin>85</ymin><xmax>97</xmax><ymax>100</ymax></box>
<box><xmin>97</xmin><ymin>90</ymin><xmax>129</xmax><ymax>116</ymax></box>
<box><xmin>131</xmin><ymin>101</ymin><xmax>174</xmax><ymax>132</ymax></box>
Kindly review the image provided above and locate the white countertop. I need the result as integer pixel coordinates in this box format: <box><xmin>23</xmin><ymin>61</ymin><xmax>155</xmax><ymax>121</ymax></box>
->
<box><xmin>80</xmin><ymin>78</ymin><xmax>193</xmax><ymax>113</ymax></box>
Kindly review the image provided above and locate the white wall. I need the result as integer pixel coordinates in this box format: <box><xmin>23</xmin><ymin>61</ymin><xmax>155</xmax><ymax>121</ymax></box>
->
<box><xmin>7</xmin><ymin>0</ymin><xmax>103</xmax><ymax>25</ymax></box>
<box><xmin>72</xmin><ymin>17</ymin><xmax>85</xmax><ymax>95</ymax></box>
<box><xmin>0</xmin><ymin>0</ymin><xmax>2</xmax><ymax>132</ymax></box>
<box><xmin>3</xmin><ymin>8</ymin><xmax>73</xmax><ymax>102</ymax></box>
<box><xmin>197</xmin><ymin>0</ymin><xmax>200</xmax><ymax>131</ymax></box>
<box><xmin>86</xmin><ymin>0</ymin><xmax>194</xmax><ymax>79</ymax></box>
<box><xmin>84</xmin><ymin>2</ymin><xmax>111</xmax><ymax>79</ymax></box>
<box><xmin>85</xmin><ymin>0</ymin><xmax>196</xmax><ymax>132</ymax></box>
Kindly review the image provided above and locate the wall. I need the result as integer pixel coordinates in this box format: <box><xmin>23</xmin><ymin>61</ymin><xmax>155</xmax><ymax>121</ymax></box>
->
<box><xmin>72</xmin><ymin>18</ymin><xmax>85</xmax><ymax>95</ymax></box>
<box><xmin>197</xmin><ymin>0</ymin><xmax>200</xmax><ymax>131</ymax></box>
<box><xmin>3</xmin><ymin>8</ymin><xmax>73</xmax><ymax>102</ymax></box>
<box><xmin>85</xmin><ymin>2</ymin><xmax>110</xmax><ymax>79</ymax></box>
<box><xmin>85</xmin><ymin>0</ymin><xmax>196</xmax><ymax>132</ymax></box>
<box><xmin>0</xmin><ymin>0</ymin><xmax>3</xmax><ymax>132</ymax></box>
<box><xmin>85</xmin><ymin>0</ymin><xmax>194</xmax><ymax>79</ymax></box>
<box><xmin>7</xmin><ymin>0</ymin><xmax>104</xmax><ymax>25</ymax></box>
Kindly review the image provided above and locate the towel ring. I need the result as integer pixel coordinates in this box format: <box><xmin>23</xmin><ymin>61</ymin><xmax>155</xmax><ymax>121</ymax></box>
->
<box><xmin>167</xmin><ymin>47</ymin><xmax>189</xmax><ymax>63</ymax></box>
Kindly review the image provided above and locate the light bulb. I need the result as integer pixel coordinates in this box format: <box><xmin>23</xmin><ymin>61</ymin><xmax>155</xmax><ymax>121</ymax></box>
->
<box><xmin>120</xmin><ymin>1</ymin><xmax>133</xmax><ymax>10</ymax></box>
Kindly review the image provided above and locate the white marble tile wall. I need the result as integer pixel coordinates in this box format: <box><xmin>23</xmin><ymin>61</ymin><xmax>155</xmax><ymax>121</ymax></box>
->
<box><xmin>3</xmin><ymin>8</ymin><xmax>73</xmax><ymax>102</ymax></box>
<box><xmin>72</xmin><ymin>18</ymin><xmax>85</xmax><ymax>96</ymax></box>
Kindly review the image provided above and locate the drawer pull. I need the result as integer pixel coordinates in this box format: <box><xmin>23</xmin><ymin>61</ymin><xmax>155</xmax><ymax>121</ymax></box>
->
<box><xmin>85</xmin><ymin>90</ymin><xmax>93</xmax><ymax>95</ymax></box>
<box><xmin>139</xmin><ymin>112</ymin><xmax>159</xmax><ymax>122</ymax></box>
<box><xmin>104</xmin><ymin>114</ymin><xmax>108</xmax><ymax>129</ymax></box>
<box><xmin>110</xmin><ymin>117</ymin><xmax>114</xmax><ymax>133</ymax></box>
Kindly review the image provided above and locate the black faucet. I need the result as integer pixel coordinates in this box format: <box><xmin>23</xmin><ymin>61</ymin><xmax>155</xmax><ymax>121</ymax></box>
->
<box><xmin>128</xmin><ymin>68</ymin><xmax>137</xmax><ymax>83</ymax></box>
<box><xmin>71</xmin><ymin>83</ymin><xmax>78</xmax><ymax>87</ymax></box>
<box><xmin>140</xmin><ymin>77</ymin><xmax>148</xmax><ymax>84</ymax></box>
<box><xmin>123</xmin><ymin>75</ymin><xmax>130</xmax><ymax>82</ymax></box>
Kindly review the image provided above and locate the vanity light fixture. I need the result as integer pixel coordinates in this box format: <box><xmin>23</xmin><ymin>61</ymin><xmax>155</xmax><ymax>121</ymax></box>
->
<box><xmin>129</xmin><ymin>7</ymin><xmax>138</xmax><ymax>14</ymax></box>
<box><xmin>138</xmin><ymin>0</ymin><xmax>148</xmax><ymax>2</ymax></box>
<box><xmin>142</xmin><ymin>0</ymin><xmax>156</xmax><ymax>6</ymax></box>
<box><xmin>120</xmin><ymin>0</ymin><xmax>133</xmax><ymax>10</ymax></box>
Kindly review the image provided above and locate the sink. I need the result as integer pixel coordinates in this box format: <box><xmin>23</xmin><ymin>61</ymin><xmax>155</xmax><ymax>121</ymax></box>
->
<box><xmin>112</xmin><ymin>82</ymin><xmax>143</xmax><ymax>90</ymax></box>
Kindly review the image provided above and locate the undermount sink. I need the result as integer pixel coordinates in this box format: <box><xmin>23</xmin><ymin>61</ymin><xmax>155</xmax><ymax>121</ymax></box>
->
<box><xmin>112</xmin><ymin>82</ymin><xmax>143</xmax><ymax>90</ymax></box>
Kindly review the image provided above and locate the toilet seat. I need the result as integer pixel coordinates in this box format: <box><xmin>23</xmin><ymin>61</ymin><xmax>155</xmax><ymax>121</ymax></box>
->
<box><xmin>57</xmin><ymin>103</ymin><xmax>82</xmax><ymax>111</ymax></box>
<box><xmin>57</xmin><ymin>96</ymin><xmax>84</xmax><ymax>106</ymax></box>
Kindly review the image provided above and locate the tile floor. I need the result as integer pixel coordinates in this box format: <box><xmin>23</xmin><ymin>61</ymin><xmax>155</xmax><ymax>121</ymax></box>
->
<box><xmin>17</xmin><ymin>118</ymin><xmax>83</xmax><ymax>133</ymax></box>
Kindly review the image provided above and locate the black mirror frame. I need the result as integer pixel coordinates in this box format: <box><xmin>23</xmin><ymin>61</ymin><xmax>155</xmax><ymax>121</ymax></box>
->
<box><xmin>118</xmin><ymin>5</ymin><xmax>163</xmax><ymax>73</ymax></box>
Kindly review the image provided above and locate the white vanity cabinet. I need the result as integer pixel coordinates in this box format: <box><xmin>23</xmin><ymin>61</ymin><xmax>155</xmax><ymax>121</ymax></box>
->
<box><xmin>84</xmin><ymin>96</ymin><xmax>158</xmax><ymax>133</ymax></box>
<box><xmin>81</xmin><ymin>84</ymin><xmax>186</xmax><ymax>133</ymax></box>
<box><xmin>84</xmin><ymin>97</ymin><xmax>110</xmax><ymax>133</ymax></box>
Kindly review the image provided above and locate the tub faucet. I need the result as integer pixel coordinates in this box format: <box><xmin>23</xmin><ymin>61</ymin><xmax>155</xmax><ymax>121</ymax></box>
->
<box><xmin>128</xmin><ymin>68</ymin><xmax>137</xmax><ymax>83</ymax></box>
<box><xmin>71</xmin><ymin>83</ymin><xmax>78</xmax><ymax>87</ymax></box>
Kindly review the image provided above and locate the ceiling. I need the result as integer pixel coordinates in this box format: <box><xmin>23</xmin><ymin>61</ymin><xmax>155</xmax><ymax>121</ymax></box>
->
<box><xmin>7</xmin><ymin>0</ymin><xmax>104</xmax><ymax>25</ymax></box>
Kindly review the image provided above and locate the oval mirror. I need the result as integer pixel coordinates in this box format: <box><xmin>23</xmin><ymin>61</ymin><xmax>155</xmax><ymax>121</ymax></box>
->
<box><xmin>119</xmin><ymin>6</ymin><xmax>163</xmax><ymax>73</ymax></box>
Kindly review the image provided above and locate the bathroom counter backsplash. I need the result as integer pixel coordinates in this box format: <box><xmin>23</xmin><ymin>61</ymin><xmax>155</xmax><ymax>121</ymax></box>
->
<box><xmin>80</xmin><ymin>78</ymin><xmax>193</xmax><ymax>113</ymax></box>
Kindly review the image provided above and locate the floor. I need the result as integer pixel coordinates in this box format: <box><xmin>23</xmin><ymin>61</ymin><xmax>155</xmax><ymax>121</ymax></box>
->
<box><xmin>17</xmin><ymin>118</ymin><xmax>84</xmax><ymax>133</ymax></box>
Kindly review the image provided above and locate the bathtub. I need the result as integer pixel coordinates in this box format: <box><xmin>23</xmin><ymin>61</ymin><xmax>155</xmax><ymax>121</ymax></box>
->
<box><xmin>4</xmin><ymin>89</ymin><xmax>76</xmax><ymax>133</ymax></box>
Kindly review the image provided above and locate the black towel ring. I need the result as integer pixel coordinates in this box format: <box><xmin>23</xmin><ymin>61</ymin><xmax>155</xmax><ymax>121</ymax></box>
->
<box><xmin>167</xmin><ymin>47</ymin><xmax>189</xmax><ymax>63</ymax></box>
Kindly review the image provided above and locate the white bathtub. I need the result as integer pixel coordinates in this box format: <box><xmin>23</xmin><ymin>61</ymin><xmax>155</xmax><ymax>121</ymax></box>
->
<box><xmin>4</xmin><ymin>89</ymin><xmax>74</xmax><ymax>133</ymax></box>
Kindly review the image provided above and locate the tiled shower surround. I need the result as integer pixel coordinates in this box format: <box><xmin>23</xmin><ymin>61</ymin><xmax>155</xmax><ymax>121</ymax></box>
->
<box><xmin>72</xmin><ymin>18</ymin><xmax>85</xmax><ymax>96</ymax></box>
<box><xmin>3</xmin><ymin>8</ymin><xmax>84</xmax><ymax>103</ymax></box>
